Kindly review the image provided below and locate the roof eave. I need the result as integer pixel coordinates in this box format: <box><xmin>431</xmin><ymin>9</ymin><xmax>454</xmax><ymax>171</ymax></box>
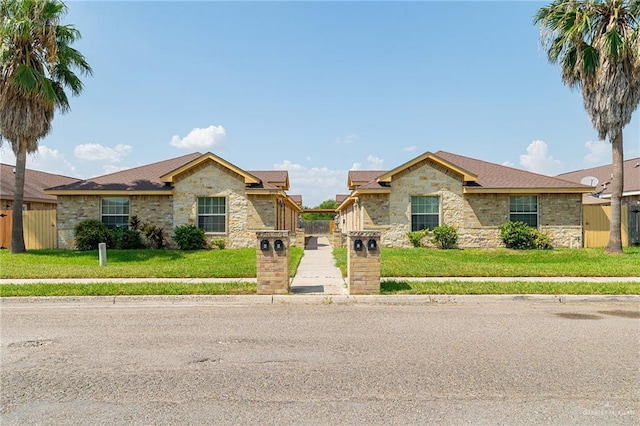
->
<box><xmin>463</xmin><ymin>187</ymin><xmax>595</xmax><ymax>194</ymax></box>
<box><xmin>43</xmin><ymin>189</ymin><xmax>173</xmax><ymax>196</ymax></box>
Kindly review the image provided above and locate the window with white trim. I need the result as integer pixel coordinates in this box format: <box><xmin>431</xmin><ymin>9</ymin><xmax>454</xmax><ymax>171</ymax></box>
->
<box><xmin>509</xmin><ymin>195</ymin><xmax>538</xmax><ymax>228</ymax></box>
<box><xmin>197</xmin><ymin>197</ymin><xmax>226</xmax><ymax>233</ymax></box>
<box><xmin>101</xmin><ymin>197</ymin><xmax>129</xmax><ymax>229</ymax></box>
<box><xmin>411</xmin><ymin>196</ymin><xmax>440</xmax><ymax>231</ymax></box>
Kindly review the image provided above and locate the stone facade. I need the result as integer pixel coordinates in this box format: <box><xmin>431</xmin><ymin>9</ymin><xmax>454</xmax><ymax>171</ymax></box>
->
<box><xmin>347</xmin><ymin>231</ymin><xmax>380</xmax><ymax>294</ymax></box>
<box><xmin>56</xmin><ymin>160</ymin><xmax>299</xmax><ymax>249</ymax></box>
<box><xmin>338</xmin><ymin>158</ymin><xmax>585</xmax><ymax>249</ymax></box>
<box><xmin>256</xmin><ymin>231</ymin><xmax>290</xmax><ymax>294</ymax></box>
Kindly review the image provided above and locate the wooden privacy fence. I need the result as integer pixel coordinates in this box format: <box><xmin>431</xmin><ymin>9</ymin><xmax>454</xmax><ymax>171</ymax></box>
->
<box><xmin>583</xmin><ymin>205</ymin><xmax>628</xmax><ymax>248</ymax></box>
<box><xmin>0</xmin><ymin>209</ymin><xmax>57</xmax><ymax>250</ymax></box>
<box><xmin>301</xmin><ymin>220</ymin><xmax>334</xmax><ymax>235</ymax></box>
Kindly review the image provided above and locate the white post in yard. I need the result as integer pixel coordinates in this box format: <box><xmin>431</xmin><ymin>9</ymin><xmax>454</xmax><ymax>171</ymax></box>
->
<box><xmin>98</xmin><ymin>243</ymin><xmax>107</xmax><ymax>266</ymax></box>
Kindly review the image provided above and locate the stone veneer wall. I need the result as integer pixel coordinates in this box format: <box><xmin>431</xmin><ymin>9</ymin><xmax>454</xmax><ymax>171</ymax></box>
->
<box><xmin>173</xmin><ymin>161</ymin><xmax>276</xmax><ymax>249</ymax></box>
<box><xmin>352</xmin><ymin>158</ymin><xmax>585</xmax><ymax>249</ymax></box>
<box><xmin>56</xmin><ymin>194</ymin><xmax>173</xmax><ymax>249</ymax></box>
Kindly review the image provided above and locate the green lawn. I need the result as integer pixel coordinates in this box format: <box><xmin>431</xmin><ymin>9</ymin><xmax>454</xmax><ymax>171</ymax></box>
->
<box><xmin>381</xmin><ymin>280</ymin><xmax>640</xmax><ymax>295</ymax></box>
<box><xmin>333</xmin><ymin>247</ymin><xmax>640</xmax><ymax>277</ymax></box>
<box><xmin>0</xmin><ymin>247</ymin><xmax>304</xmax><ymax>279</ymax></box>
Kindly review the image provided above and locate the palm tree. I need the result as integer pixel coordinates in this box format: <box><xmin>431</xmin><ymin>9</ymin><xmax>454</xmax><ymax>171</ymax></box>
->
<box><xmin>0</xmin><ymin>0</ymin><xmax>91</xmax><ymax>253</ymax></box>
<box><xmin>534</xmin><ymin>0</ymin><xmax>640</xmax><ymax>254</ymax></box>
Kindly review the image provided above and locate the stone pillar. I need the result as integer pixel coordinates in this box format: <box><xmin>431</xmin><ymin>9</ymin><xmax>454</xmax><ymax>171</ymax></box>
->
<box><xmin>256</xmin><ymin>231</ymin><xmax>290</xmax><ymax>294</ymax></box>
<box><xmin>347</xmin><ymin>231</ymin><xmax>381</xmax><ymax>295</ymax></box>
<box><xmin>332</xmin><ymin>230</ymin><xmax>343</xmax><ymax>248</ymax></box>
<box><xmin>295</xmin><ymin>228</ymin><xmax>305</xmax><ymax>247</ymax></box>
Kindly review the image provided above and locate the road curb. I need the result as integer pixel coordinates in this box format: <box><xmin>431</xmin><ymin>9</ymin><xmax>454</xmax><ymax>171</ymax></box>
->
<box><xmin>1</xmin><ymin>294</ymin><xmax>638</xmax><ymax>307</ymax></box>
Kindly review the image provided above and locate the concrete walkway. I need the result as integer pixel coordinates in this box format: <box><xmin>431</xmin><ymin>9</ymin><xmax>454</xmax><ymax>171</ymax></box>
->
<box><xmin>290</xmin><ymin>236</ymin><xmax>346</xmax><ymax>295</ymax></box>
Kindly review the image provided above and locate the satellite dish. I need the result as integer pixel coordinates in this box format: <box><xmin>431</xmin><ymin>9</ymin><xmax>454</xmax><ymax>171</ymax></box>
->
<box><xmin>580</xmin><ymin>176</ymin><xmax>599</xmax><ymax>186</ymax></box>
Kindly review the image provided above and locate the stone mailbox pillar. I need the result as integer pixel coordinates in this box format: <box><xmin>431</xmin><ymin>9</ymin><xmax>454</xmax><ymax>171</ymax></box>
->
<box><xmin>256</xmin><ymin>230</ymin><xmax>290</xmax><ymax>294</ymax></box>
<box><xmin>347</xmin><ymin>231</ymin><xmax>381</xmax><ymax>295</ymax></box>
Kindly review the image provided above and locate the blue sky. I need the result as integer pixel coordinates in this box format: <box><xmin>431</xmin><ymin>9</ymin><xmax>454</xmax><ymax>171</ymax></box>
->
<box><xmin>1</xmin><ymin>0</ymin><xmax>638</xmax><ymax>207</ymax></box>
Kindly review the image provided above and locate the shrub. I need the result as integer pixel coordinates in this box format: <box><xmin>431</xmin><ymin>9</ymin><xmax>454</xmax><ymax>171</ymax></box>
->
<box><xmin>407</xmin><ymin>229</ymin><xmax>429</xmax><ymax>248</ymax></box>
<box><xmin>432</xmin><ymin>225</ymin><xmax>458</xmax><ymax>249</ymax></box>
<box><xmin>532</xmin><ymin>229</ymin><xmax>553</xmax><ymax>250</ymax></box>
<box><xmin>110</xmin><ymin>227</ymin><xmax>144</xmax><ymax>250</ymax></box>
<box><xmin>211</xmin><ymin>238</ymin><xmax>226</xmax><ymax>250</ymax></box>
<box><xmin>173</xmin><ymin>224</ymin><xmax>206</xmax><ymax>250</ymax></box>
<box><xmin>74</xmin><ymin>219</ymin><xmax>112</xmax><ymax>251</ymax></box>
<box><xmin>142</xmin><ymin>224</ymin><xmax>165</xmax><ymax>249</ymax></box>
<box><xmin>499</xmin><ymin>221</ymin><xmax>552</xmax><ymax>250</ymax></box>
<box><xmin>499</xmin><ymin>221</ymin><xmax>535</xmax><ymax>249</ymax></box>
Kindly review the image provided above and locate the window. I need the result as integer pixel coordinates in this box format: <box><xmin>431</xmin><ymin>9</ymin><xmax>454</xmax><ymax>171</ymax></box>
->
<box><xmin>101</xmin><ymin>197</ymin><xmax>129</xmax><ymax>229</ymax></box>
<box><xmin>509</xmin><ymin>195</ymin><xmax>538</xmax><ymax>228</ymax></box>
<box><xmin>411</xmin><ymin>196</ymin><xmax>439</xmax><ymax>231</ymax></box>
<box><xmin>197</xmin><ymin>197</ymin><xmax>226</xmax><ymax>233</ymax></box>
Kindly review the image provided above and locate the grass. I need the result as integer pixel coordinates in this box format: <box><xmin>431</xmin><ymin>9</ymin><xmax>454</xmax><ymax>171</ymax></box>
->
<box><xmin>0</xmin><ymin>282</ymin><xmax>256</xmax><ymax>297</ymax></box>
<box><xmin>0</xmin><ymin>247</ymin><xmax>304</xmax><ymax>279</ymax></box>
<box><xmin>333</xmin><ymin>246</ymin><xmax>640</xmax><ymax>277</ymax></box>
<box><xmin>381</xmin><ymin>280</ymin><xmax>640</xmax><ymax>295</ymax></box>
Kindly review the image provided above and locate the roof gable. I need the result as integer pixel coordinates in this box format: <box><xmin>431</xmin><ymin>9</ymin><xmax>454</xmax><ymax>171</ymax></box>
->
<box><xmin>377</xmin><ymin>152</ymin><xmax>478</xmax><ymax>183</ymax></box>
<box><xmin>160</xmin><ymin>152</ymin><xmax>261</xmax><ymax>185</ymax></box>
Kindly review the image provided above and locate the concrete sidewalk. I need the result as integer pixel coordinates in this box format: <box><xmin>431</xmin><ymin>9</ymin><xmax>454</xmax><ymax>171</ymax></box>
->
<box><xmin>289</xmin><ymin>235</ymin><xmax>346</xmax><ymax>295</ymax></box>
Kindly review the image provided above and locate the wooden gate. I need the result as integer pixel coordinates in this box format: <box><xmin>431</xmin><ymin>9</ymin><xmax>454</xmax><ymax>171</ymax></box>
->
<box><xmin>583</xmin><ymin>205</ymin><xmax>629</xmax><ymax>248</ymax></box>
<box><xmin>0</xmin><ymin>209</ymin><xmax>57</xmax><ymax>250</ymax></box>
<box><xmin>301</xmin><ymin>220</ymin><xmax>334</xmax><ymax>235</ymax></box>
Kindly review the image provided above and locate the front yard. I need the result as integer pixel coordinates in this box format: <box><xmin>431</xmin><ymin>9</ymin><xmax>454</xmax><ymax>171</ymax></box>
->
<box><xmin>333</xmin><ymin>247</ymin><xmax>640</xmax><ymax>277</ymax></box>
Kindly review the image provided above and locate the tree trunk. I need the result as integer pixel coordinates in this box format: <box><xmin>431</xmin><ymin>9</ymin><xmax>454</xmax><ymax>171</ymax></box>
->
<box><xmin>605</xmin><ymin>132</ymin><xmax>624</xmax><ymax>254</ymax></box>
<box><xmin>10</xmin><ymin>143</ymin><xmax>27</xmax><ymax>253</ymax></box>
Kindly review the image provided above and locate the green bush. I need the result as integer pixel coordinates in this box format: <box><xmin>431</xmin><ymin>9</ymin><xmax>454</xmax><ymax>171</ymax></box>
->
<box><xmin>74</xmin><ymin>219</ymin><xmax>112</xmax><ymax>251</ymax></box>
<box><xmin>173</xmin><ymin>224</ymin><xmax>206</xmax><ymax>250</ymax></box>
<box><xmin>211</xmin><ymin>238</ymin><xmax>226</xmax><ymax>250</ymax></box>
<box><xmin>110</xmin><ymin>227</ymin><xmax>144</xmax><ymax>250</ymax></box>
<box><xmin>499</xmin><ymin>221</ymin><xmax>553</xmax><ymax>250</ymax></box>
<box><xmin>142</xmin><ymin>224</ymin><xmax>165</xmax><ymax>249</ymax></box>
<box><xmin>432</xmin><ymin>225</ymin><xmax>458</xmax><ymax>249</ymax></box>
<box><xmin>407</xmin><ymin>229</ymin><xmax>429</xmax><ymax>248</ymax></box>
<box><xmin>532</xmin><ymin>229</ymin><xmax>553</xmax><ymax>250</ymax></box>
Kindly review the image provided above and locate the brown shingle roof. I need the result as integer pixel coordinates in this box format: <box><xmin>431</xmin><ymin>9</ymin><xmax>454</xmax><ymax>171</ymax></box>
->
<box><xmin>47</xmin><ymin>152</ymin><xmax>203</xmax><ymax>192</ymax></box>
<box><xmin>557</xmin><ymin>157</ymin><xmax>640</xmax><ymax>196</ymax></box>
<box><xmin>1</xmin><ymin>163</ymin><xmax>79</xmax><ymax>204</ymax></box>
<box><xmin>289</xmin><ymin>194</ymin><xmax>303</xmax><ymax>205</ymax></box>
<box><xmin>348</xmin><ymin>170</ymin><xmax>385</xmax><ymax>189</ymax></box>
<box><xmin>335</xmin><ymin>194</ymin><xmax>349</xmax><ymax>205</ymax></box>
<box><xmin>248</xmin><ymin>170</ymin><xmax>289</xmax><ymax>190</ymax></box>
<box><xmin>434</xmin><ymin>151</ymin><xmax>590</xmax><ymax>190</ymax></box>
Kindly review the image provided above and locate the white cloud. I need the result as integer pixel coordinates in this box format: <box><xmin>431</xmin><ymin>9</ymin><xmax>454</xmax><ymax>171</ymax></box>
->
<box><xmin>274</xmin><ymin>160</ymin><xmax>348</xmax><ymax>207</ymax></box>
<box><xmin>366</xmin><ymin>155</ymin><xmax>384</xmax><ymax>169</ymax></box>
<box><xmin>350</xmin><ymin>162</ymin><xmax>362</xmax><ymax>170</ymax></box>
<box><xmin>403</xmin><ymin>145</ymin><xmax>417</xmax><ymax>152</ymax></box>
<box><xmin>170</xmin><ymin>125</ymin><xmax>226</xmax><ymax>150</ymax></box>
<box><xmin>502</xmin><ymin>161</ymin><xmax>515</xmax><ymax>168</ymax></box>
<box><xmin>0</xmin><ymin>144</ymin><xmax>77</xmax><ymax>177</ymax></box>
<box><xmin>74</xmin><ymin>143</ymin><xmax>132</xmax><ymax>163</ymax></box>
<box><xmin>584</xmin><ymin>140</ymin><xmax>609</xmax><ymax>164</ymax></box>
<box><xmin>334</xmin><ymin>134</ymin><xmax>358</xmax><ymax>145</ymax></box>
<box><xmin>519</xmin><ymin>140</ymin><xmax>564</xmax><ymax>175</ymax></box>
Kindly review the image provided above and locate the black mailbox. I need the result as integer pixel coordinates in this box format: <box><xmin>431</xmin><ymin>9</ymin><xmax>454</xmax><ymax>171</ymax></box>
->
<box><xmin>354</xmin><ymin>239</ymin><xmax>364</xmax><ymax>251</ymax></box>
<box><xmin>367</xmin><ymin>238</ymin><xmax>377</xmax><ymax>250</ymax></box>
<box><xmin>274</xmin><ymin>239</ymin><xmax>285</xmax><ymax>251</ymax></box>
<box><xmin>260</xmin><ymin>239</ymin><xmax>270</xmax><ymax>251</ymax></box>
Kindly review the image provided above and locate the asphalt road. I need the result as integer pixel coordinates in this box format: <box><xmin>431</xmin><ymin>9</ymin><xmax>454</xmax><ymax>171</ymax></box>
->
<box><xmin>1</xmin><ymin>300</ymin><xmax>638</xmax><ymax>425</ymax></box>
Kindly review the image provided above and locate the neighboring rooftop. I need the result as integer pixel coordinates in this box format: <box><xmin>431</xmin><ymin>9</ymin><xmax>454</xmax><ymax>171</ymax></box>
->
<box><xmin>1</xmin><ymin>163</ymin><xmax>79</xmax><ymax>205</ymax></box>
<box><xmin>558</xmin><ymin>157</ymin><xmax>640</xmax><ymax>198</ymax></box>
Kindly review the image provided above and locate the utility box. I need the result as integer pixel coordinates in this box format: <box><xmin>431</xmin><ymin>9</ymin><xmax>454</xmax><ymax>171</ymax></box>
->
<box><xmin>256</xmin><ymin>230</ymin><xmax>290</xmax><ymax>294</ymax></box>
<box><xmin>347</xmin><ymin>231</ymin><xmax>381</xmax><ymax>295</ymax></box>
